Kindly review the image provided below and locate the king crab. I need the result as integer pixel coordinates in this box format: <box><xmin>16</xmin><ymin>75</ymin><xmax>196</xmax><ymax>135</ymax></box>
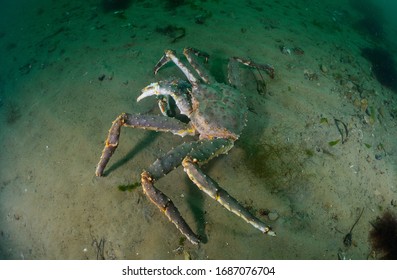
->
<box><xmin>95</xmin><ymin>48</ymin><xmax>276</xmax><ymax>244</ymax></box>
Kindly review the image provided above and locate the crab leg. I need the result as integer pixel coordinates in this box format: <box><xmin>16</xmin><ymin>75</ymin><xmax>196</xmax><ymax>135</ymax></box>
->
<box><xmin>154</xmin><ymin>50</ymin><xmax>198</xmax><ymax>86</ymax></box>
<box><xmin>146</xmin><ymin>138</ymin><xmax>233</xmax><ymax>180</ymax></box>
<box><xmin>156</xmin><ymin>95</ymin><xmax>175</xmax><ymax>117</ymax></box>
<box><xmin>153</xmin><ymin>53</ymin><xmax>172</xmax><ymax>75</ymax></box>
<box><xmin>141</xmin><ymin>138</ymin><xmax>233</xmax><ymax>244</ymax></box>
<box><xmin>95</xmin><ymin>113</ymin><xmax>195</xmax><ymax>176</ymax></box>
<box><xmin>182</xmin><ymin>157</ymin><xmax>276</xmax><ymax>237</ymax></box>
<box><xmin>141</xmin><ymin>171</ymin><xmax>201</xmax><ymax>245</ymax></box>
<box><xmin>183</xmin><ymin>47</ymin><xmax>216</xmax><ymax>84</ymax></box>
<box><xmin>233</xmin><ymin>57</ymin><xmax>275</xmax><ymax>78</ymax></box>
<box><xmin>228</xmin><ymin>57</ymin><xmax>275</xmax><ymax>88</ymax></box>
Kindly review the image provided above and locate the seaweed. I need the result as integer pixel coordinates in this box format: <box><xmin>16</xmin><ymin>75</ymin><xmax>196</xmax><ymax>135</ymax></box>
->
<box><xmin>117</xmin><ymin>182</ymin><xmax>140</xmax><ymax>192</ymax></box>
<box><xmin>89</xmin><ymin>230</ymin><xmax>106</xmax><ymax>260</ymax></box>
<box><xmin>241</xmin><ymin>141</ymin><xmax>310</xmax><ymax>193</ymax></box>
<box><xmin>369</xmin><ymin>211</ymin><xmax>397</xmax><ymax>259</ymax></box>
<box><xmin>343</xmin><ymin>207</ymin><xmax>364</xmax><ymax>247</ymax></box>
<box><xmin>178</xmin><ymin>236</ymin><xmax>186</xmax><ymax>246</ymax></box>
<box><xmin>334</xmin><ymin>118</ymin><xmax>348</xmax><ymax>144</ymax></box>
<box><xmin>320</xmin><ymin>117</ymin><xmax>329</xmax><ymax>125</ymax></box>
<box><xmin>305</xmin><ymin>149</ymin><xmax>314</xmax><ymax>157</ymax></box>
<box><xmin>328</xmin><ymin>139</ymin><xmax>340</xmax><ymax>146</ymax></box>
<box><xmin>93</xmin><ymin>237</ymin><xmax>105</xmax><ymax>260</ymax></box>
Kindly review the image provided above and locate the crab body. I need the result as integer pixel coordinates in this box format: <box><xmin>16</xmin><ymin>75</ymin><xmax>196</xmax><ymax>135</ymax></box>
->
<box><xmin>95</xmin><ymin>48</ymin><xmax>276</xmax><ymax>244</ymax></box>
<box><xmin>190</xmin><ymin>82</ymin><xmax>247</xmax><ymax>140</ymax></box>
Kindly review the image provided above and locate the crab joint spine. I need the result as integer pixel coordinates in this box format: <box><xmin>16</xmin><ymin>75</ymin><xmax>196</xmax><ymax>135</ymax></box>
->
<box><xmin>141</xmin><ymin>171</ymin><xmax>200</xmax><ymax>245</ymax></box>
<box><xmin>182</xmin><ymin>157</ymin><xmax>276</xmax><ymax>236</ymax></box>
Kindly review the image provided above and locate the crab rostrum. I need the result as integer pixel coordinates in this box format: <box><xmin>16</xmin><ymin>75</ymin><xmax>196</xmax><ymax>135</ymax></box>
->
<box><xmin>95</xmin><ymin>48</ymin><xmax>276</xmax><ymax>244</ymax></box>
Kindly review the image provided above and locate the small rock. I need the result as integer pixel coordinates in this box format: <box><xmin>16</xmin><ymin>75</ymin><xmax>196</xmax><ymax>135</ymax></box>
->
<box><xmin>98</xmin><ymin>74</ymin><xmax>106</xmax><ymax>81</ymax></box>
<box><xmin>304</xmin><ymin>69</ymin><xmax>318</xmax><ymax>81</ymax></box>
<box><xmin>268</xmin><ymin>211</ymin><xmax>279</xmax><ymax>221</ymax></box>
<box><xmin>353</xmin><ymin>98</ymin><xmax>361</xmax><ymax>108</ymax></box>
<box><xmin>346</xmin><ymin>80</ymin><xmax>354</xmax><ymax>89</ymax></box>
<box><xmin>280</xmin><ymin>46</ymin><xmax>291</xmax><ymax>55</ymax></box>
<box><xmin>360</xmin><ymin>98</ymin><xmax>368</xmax><ymax>111</ymax></box>
<box><xmin>320</xmin><ymin>64</ymin><xmax>328</xmax><ymax>73</ymax></box>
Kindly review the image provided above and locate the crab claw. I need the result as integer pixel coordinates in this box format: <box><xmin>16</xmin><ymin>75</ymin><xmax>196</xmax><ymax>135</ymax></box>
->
<box><xmin>137</xmin><ymin>82</ymin><xmax>160</xmax><ymax>102</ymax></box>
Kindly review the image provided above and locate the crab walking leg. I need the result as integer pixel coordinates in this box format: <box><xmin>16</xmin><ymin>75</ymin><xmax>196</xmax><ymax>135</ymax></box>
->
<box><xmin>95</xmin><ymin>113</ymin><xmax>195</xmax><ymax>176</ymax></box>
<box><xmin>232</xmin><ymin>57</ymin><xmax>275</xmax><ymax>79</ymax></box>
<box><xmin>141</xmin><ymin>139</ymin><xmax>234</xmax><ymax>244</ymax></box>
<box><xmin>183</xmin><ymin>47</ymin><xmax>216</xmax><ymax>84</ymax></box>
<box><xmin>153</xmin><ymin>53</ymin><xmax>172</xmax><ymax>75</ymax></box>
<box><xmin>157</xmin><ymin>95</ymin><xmax>175</xmax><ymax>117</ymax></box>
<box><xmin>146</xmin><ymin>138</ymin><xmax>233</xmax><ymax>180</ymax></box>
<box><xmin>182</xmin><ymin>157</ymin><xmax>276</xmax><ymax>237</ymax></box>
<box><xmin>155</xmin><ymin>50</ymin><xmax>199</xmax><ymax>85</ymax></box>
<box><xmin>141</xmin><ymin>171</ymin><xmax>200</xmax><ymax>245</ymax></box>
<box><xmin>228</xmin><ymin>57</ymin><xmax>275</xmax><ymax>88</ymax></box>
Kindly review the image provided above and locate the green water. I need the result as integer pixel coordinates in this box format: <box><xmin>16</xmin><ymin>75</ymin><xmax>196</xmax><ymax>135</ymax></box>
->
<box><xmin>0</xmin><ymin>0</ymin><xmax>396</xmax><ymax>260</ymax></box>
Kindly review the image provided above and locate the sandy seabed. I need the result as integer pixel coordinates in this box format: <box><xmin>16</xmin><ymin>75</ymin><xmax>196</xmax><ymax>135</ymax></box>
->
<box><xmin>0</xmin><ymin>0</ymin><xmax>396</xmax><ymax>259</ymax></box>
